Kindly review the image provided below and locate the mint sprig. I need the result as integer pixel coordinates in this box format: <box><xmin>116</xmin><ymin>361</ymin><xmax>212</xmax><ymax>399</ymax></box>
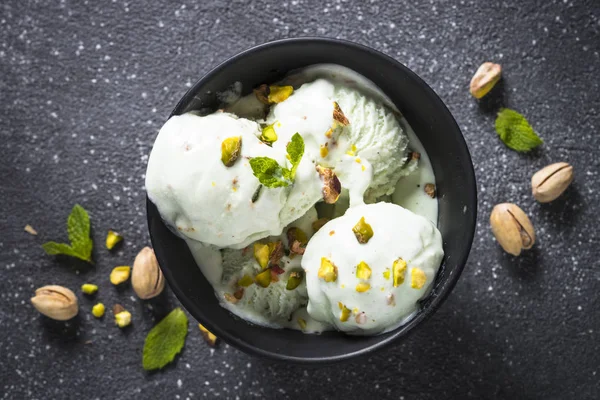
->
<box><xmin>250</xmin><ymin>133</ymin><xmax>304</xmax><ymax>188</ymax></box>
<box><xmin>143</xmin><ymin>308</ymin><xmax>188</xmax><ymax>371</ymax></box>
<box><xmin>495</xmin><ymin>108</ymin><xmax>543</xmax><ymax>152</ymax></box>
<box><xmin>42</xmin><ymin>204</ymin><xmax>93</xmax><ymax>263</ymax></box>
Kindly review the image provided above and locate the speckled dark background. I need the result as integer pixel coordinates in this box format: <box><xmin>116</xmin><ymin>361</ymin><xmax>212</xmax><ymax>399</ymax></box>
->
<box><xmin>1</xmin><ymin>0</ymin><xmax>599</xmax><ymax>399</ymax></box>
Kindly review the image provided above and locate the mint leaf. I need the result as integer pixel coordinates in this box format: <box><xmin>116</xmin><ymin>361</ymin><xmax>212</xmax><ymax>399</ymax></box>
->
<box><xmin>43</xmin><ymin>204</ymin><xmax>93</xmax><ymax>263</ymax></box>
<box><xmin>286</xmin><ymin>133</ymin><xmax>304</xmax><ymax>178</ymax></box>
<box><xmin>249</xmin><ymin>157</ymin><xmax>290</xmax><ymax>188</ymax></box>
<box><xmin>495</xmin><ymin>108</ymin><xmax>543</xmax><ymax>152</ymax></box>
<box><xmin>143</xmin><ymin>308</ymin><xmax>188</xmax><ymax>371</ymax></box>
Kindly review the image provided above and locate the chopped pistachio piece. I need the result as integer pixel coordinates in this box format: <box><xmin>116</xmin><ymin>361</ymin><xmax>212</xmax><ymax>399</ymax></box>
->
<box><xmin>268</xmin><ymin>85</ymin><xmax>294</xmax><ymax>103</ymax></box>
<box><xmin>253</xmin><ymin>243</ymin><xmax>271</xmax><ymax>269</ymax></box>
<box><xmin>255</xmin><ymin>268</ymin><xmax>272</xmax><ymax>288</ymax></box>
<box><xmin>355</xmin><ymin>282</ymin><xmax>371</xmax><ymax>293</ymax></box>
<box><xmin>81</xmin><ymin>283</ymin><xmax>98</xmax><ymax>295</ymax></box>
<box><xmin>339</xmin><ymin>304</ymin><xmax>351</xmax><ymax>322</ymax></box>
<box><xmin>286</xmin><ymin>270</ymin><xmax>304</xmax><ymax>290</ymax></box>
<box><xmin>333</xmin><ymin>101</ymin><xmax>350</xmax><ymax>126</ymax></box>
<box><xmin>318</xmin><ymin>257</ymin><xmax>338</xmax><ymax>282</ymax></box>
<box><xmin>287</xmin><ymin>227</ymin><xmax>308</xmax><ymax>255</ymax></box>
<box><xmin>113</xmin><ymin>305</ymin><xmax>131</xmax><ymax>328</ymax></box>
<box><xmin>224</xmin><ymin>293</ymin><xmax>238</xmax><ymax>303</ymax></box>
<box><xmin>268</xmin><ymin>241</ymin><xmax>284</xmax><ymax>267</ymax></box>
<box><xmin>410</xmin><ymin>268</ymin><xmax>427</xmax><ymax>289</ymax></box>
<box><xmin>311</xmin><ymin>217</ymin><xmax>330</xmax><ymax>232</ymax></box>
<box><xmin>260</xmin><ymin>124</ymin><xmax>278</xmax><ymax>145</ymax></box>
<box><xmin>352</xmin><ymin>216</ymin><xmax>373</xmax><ymax>244</ymax></box>
<box><xmin>355</xmin><ymin>261</ymin><xmax>372</xmax><ymax>280</ymax></box>
<box><xmin>386</xmin><ymin>293</ymin><xmax>395</xmax><ymax>306</ymax></box>
<box><xmin>110</xmin><ymin>266</ymin><xmax>131</xmax><ymax>285</ymax></box>
<box><xmin>199</xmin><ymin>324</ymin><xmax>218</xmax><ymax>347</ymax></box>
<box><xmin>355</xmin><ymin>312</ymin><xmax>367</xmax><ymax>324</ymax></box>
<box><xmin>297</xmin><ymin>318</ymin><xmax>307</xmax><ymax>330</ymax></box>
<box><xmin>237</xmin><ymin>275</ymin><xmax>254</xmax><ymax>287</ymax></box>
<box><xmin>392</xmin><ymin>258</ymin><xmax>407</xmax><ymax>287</ymax></box>
<box><xmin>346</xmin><ymin>144</ymin><xmax>357</xmax><ymax>156</ymax></box>
<box><xmin>233</xmin><ymin>287</ymin><xmax>244</xmax><ymax>300</ymax></box>
<box><xmin>320</xmin><ymin>145</ymin><xmax>329</xmax><ymax>157</ymax></box>
<box><xmin>316</xmin><ymin>165</ymin><xmax>341</xmax><ymax>204</ymax></box>
<box><xmin>92</xmin><ymin>303</ymin><xmax>105</xmax><ymax>318</ymax></box>
<box><xmin>24</xmin><ymin>224</ymin><xmax>38</xmax><ymax>235</ymax></box>
<box><xmin>105</xmin><ymin>230</ymin><xmax>123</xmax><ymax>250</ymax></box>
<box><xmin>424</xmin><ymin>183</ymin><xmax>436</xmax><ymax>198</ymax></box>
<box><xmin>383</xmin><ymin>268</ymin><xmax>391</xmax><ymax>280</ymax></box>
<box><xmin>338</xmin><ymin>302</ymin><xmax>343</xmax><ymax>310</ymax></box>
<box><xmin>221</xmin><ymin>136</ymin><xmax>242</xmax><ymax>167</ymax></box>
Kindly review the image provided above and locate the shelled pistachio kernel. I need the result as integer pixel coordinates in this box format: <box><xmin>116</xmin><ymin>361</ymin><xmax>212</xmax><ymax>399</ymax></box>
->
<box><xmin>410</xmin><ymin>268</ymin><xmax>427</xmax><ymax>289</ymax></box>
<box><xmin>392</xmin><ymin>258</ymin><xmax>407</xmax><ymax>287</ymax></box>
<box><xmin>255</xmin><ymin>269</ymin><xmax>272</xmax><ymax>288</ymax></box>
<box><xmin>110</xmin><ymin>266</ymin><xmax>131</xmax><ymax>285</ymax></box>
<box><xmin>311</xmin><ymin>218</ymin><xmax>330</xmax><ymax>232</ymax></box>
<box><xmin>260</xmin><ymin>124</ymin><xmax>278</xmax><ymax>144</ymax></box>
<box><xmin>352</xmin><ymin>217</ymin><xmax>373</xmax><ymax>244</ymax></box>
<box><xmin>237</xmin><ymin>275</ymin><xmax>254</xmax><ymax>287</ymax></box>
<box><xmin>286</xmin><ymin>270</ymin><xmax>304</xmax><ymax>291</ymax></box>
<box><xmin>297</xmin><ymin>318</ymin><xmax>307</xmax><ymax>330</ymax></box>
<box><xmin>92</xmin><ymin>303</ymin><xmax>105</xmax><ymax>318</ymax></box>
<box><xmin>339</xmin><ymin>304</ymin><xmax>352</xmax><ymax>322</ymax></box>
<box><xmin>221</xmin><ymin>136</ymin><xmax>242</xmax><ymax>167</ymax></box>
<box><xmin>267</xmin><ymin>85</ymin><xmax>294</xmax><ymax>103</ymax></box>
<box><xmin>318</xmin><ymin>257</ymin><xmax>338</xmax><ymax>283</ymax></box>
<box><xmin>253</xmin><ymin>242</ymin><xmax>271</xmax><ymax>269</ymax></box>
<box><xmin>199</xmin><ymin>324</ymin><xmax>218</xmax><ymax>347</ymax></box>
<box><xmin>355</xmin><ymin>261</ymin><xmax>372</xmax><ymax>280</ymax></box>
<box><xmin>105</xmin><ymin>230</ymin><xmax>123</xmax><ymax>250</ymax></box>
<box><xmin>81</xmin><ymin>283</ymin><xmax>98</xmax><ymax>295</ymax></box>
<box><xmin>355</xmin><ymin>283</ymin><xmax>371</xmax><ymax>293</ymax></box>
<box><xmin>113</xmin><ymin>304</ymin><xmax>131</xmax><ymax>328</ymax></box>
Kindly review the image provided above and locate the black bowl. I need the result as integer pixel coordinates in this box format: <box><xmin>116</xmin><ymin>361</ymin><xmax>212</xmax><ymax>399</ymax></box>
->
<box><xmin>147</xmin><ymin>38</ymin><xmax>477</xmax><ymax>364</ymax></box>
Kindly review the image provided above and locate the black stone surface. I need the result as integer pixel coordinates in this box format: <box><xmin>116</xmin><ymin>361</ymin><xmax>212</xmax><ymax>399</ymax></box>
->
<box><xmin>1</xmin><ymin>0</ymin><xmax>599</xmax><ymax>399</ymax></box>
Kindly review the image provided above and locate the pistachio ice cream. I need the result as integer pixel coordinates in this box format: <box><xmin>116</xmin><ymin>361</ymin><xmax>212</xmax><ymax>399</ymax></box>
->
<box><xmin>145</xmin><ymin>64</ymin><xmax>443</xmax><ymax>335</ymax></box>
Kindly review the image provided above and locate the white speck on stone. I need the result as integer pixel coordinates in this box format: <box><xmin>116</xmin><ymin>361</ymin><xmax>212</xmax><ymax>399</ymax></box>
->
<box><xmin>177</xmin><ymin>379</ymin><xmax>182</xmax><ymax>388</ymax></box>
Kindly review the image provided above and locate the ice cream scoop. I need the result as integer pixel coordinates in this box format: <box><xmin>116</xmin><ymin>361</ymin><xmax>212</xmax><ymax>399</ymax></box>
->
<box><xmin>302</xmin><ymin>202</ymin><xmax>443</xmax><ymax>335</ymax></box>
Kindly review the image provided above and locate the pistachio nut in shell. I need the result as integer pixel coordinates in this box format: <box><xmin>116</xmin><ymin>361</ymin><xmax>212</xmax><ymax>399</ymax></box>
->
<box><xmin>490</xmin><ymin>203</ymin><xmax>535</xmax><ymax>256</ymax></box>
<box><xmin>31</xmin><ymin>285</ymin><xmax>78</xmax><ymax>321</ymax></box>
<box><xmin>132</xmin><ymin>247</ymin><xmax>165</xmax><ymax>300</ymax></box>
<box><xmin>531</xmin><ymin>162</ymin><xmax>574</xmax><ymax>203</ymax></box>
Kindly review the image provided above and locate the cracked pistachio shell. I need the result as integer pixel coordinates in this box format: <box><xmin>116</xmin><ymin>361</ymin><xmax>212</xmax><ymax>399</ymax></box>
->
<box><xmin>132</xmin><ymin>247</ymin><xmax>165</xmax><ymax>300</ymax></box>
<box><xmin>531</xmin><ymin>162</ymin><xmax>574</xmax><ymax>203</ymax></box>
<box><xmin>31</xmin><ymin>285</ymin><xmax>78</xmax><ymax>321</ymax></box>
<box><xmin>490</xmin><ymin>203</ymin><xmax>535</xmax><ymax>256</ymax></box>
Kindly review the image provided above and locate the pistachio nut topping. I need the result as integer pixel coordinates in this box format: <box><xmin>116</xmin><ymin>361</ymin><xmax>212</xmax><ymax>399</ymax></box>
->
<box><xmin>287</xmin><ymin>227</ymin><xmax>308</xmax><ymax>255</ymax></box>
<box><xmin>316</xmin><ymin>165</ymin><xmax>341</xmax><ymax>204</ymax></box>
<box><xmin>260</xmin><ymin>124</ymin><xmax>278</xmax><ymax>145</ymax></box>
<box><xmin>531</xmin><ymin>162</ymin><xmax>574</xmax><ymax>203</ymax></box>
<box><xmin>223</xmin><ymin>293</ymin><xmax>238</xmax><ymax>303</ymax></box>
<box><xmin>110</xmin><ymin>266</ymin><xmax>131</xmax><ymax>285</ymax></box>
<box><xmin>469</xmin><ymin>62</ymin><xmax>502</xmax><ymax>99</ymax></box>
<box><xmin>355</xmin><ymin>261</ymin><xmax>372</xmax><ymax>280</ymax></box>
<box><xmin>220</xmin><ymin>136</ymin><xmax>242</xmax><ymax>167</ymax></box>
<box><xmin>31</xmin><ymin>285</ymin><xmax>78</xmax><ymax>321</ymax></box>
<box><xmin>92</xmin><ymin>303</ymin><xmax>105</xmax><ymax>318</ymax></box>
<box><xmin>410</xmin><ymin>268</ymin><xmax>427</xmax><ymax>289</ymax></box>
<box><xmin>254</xmin><ymin>84</ymin><xmax>294</xmax><ymax>104</ymax></box>
<box><xmin>332</xmin><ymin>101</ymin><xmax>350</xmax><ymax>126</ymax></box>
<box><xmin>352</xmin><ymin>216</ymin><xmax>373</xmax><ymax>244</ymax></box>
<box><xmin>255</xmin><ymin>268</ymin><xmax>272</xmax><ymax>288</ymax></box>
<box><xmin>297</xmin><ymin>318</ymin><xmax>307</xmax><ymax>330</ymax></box>
<box><xmin>355</xmin><ymin>312</ymin><xmax>367</xmax><ymax>324</ymax></box>
<box><xmin>392</xmin><ymin>258</ymin><xmax>407</xmax><ymax>287</ymax></box>
<box><xmin>113</xmin><ymin>304</ymin><xmax>132</xmax><ymax>328</ymax></box>
<box><xmin>355</xmin><ymin>282</ymin><xmax>371</xmax><ymax>293</ymax></box>
<box><xmin>286</xmin><ymin>270</ymin><xmax>304</xmax><ymax>291</ymax></box>
<box><xmin>105</xmin><ymin>230</ymin><xmax>123</xmax><ymax>250</ymax></box>
<box><xmin>318</xmin><ymin>257</ymin><xmax>338</xmax><ymax>283</ymax></box>
<box><xmin>490</xmin><ymin>203</ymin><xmax>535</xmax><ymax>256</ymax></box>
<box><xmin>411</xmin><ymin>151</ymin><xmax>421</xmax><ymax>161</ymax></box>
<box><xmin>199</xmin><ymin>324</ymin><xmax>218</xmax><ymax>347</ymax></box>
<box><xmin>311</xmin><ymin>217</ymin><xmax>330</xmax><ymax>232</ymax></box>
<box><xmin>320</xmin><ymin>144</ymin><xmax>329</xmax><ymax>158</ymax></box>
<box><xmin>253</xmin><ymin>242</ymin><xmax>271</xmax><ymax>269</ymax></box>
<box><xmin>233</xmin><ymin>287</ymin><xmax>244</xmax><ymax>300</ymax></box>
<box><xmin>339</xmin><ymin>304</ymin><xmax>352</xmax><ymax>322</ymax></box>
<box><xmin>132</xmin><ymin>247</ymin><xmax>165</xmax><ymax>300</ymax></box>
<box><xmin>386</xmin><ymin>293</ymin><xmax>395</xmax><ymax>306</ymax></box>
<box><xmin>383</xmin><ymin>268</ymin><xmax>391</xmax><ymax>280</ymax></box>
<box><xmin>237</xmin><ymin>275</ymin><xmax>254</xmax><ymax>287</ymax></box>
<box><xmin>268</xmin><ymin>241</ymin><xmax>284</xmax><ymax>267</ymax></box>
<box><xmin>424</xmin><ymin>183</ymin><xmax>436</xmax><ymax>198</ymax></box>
